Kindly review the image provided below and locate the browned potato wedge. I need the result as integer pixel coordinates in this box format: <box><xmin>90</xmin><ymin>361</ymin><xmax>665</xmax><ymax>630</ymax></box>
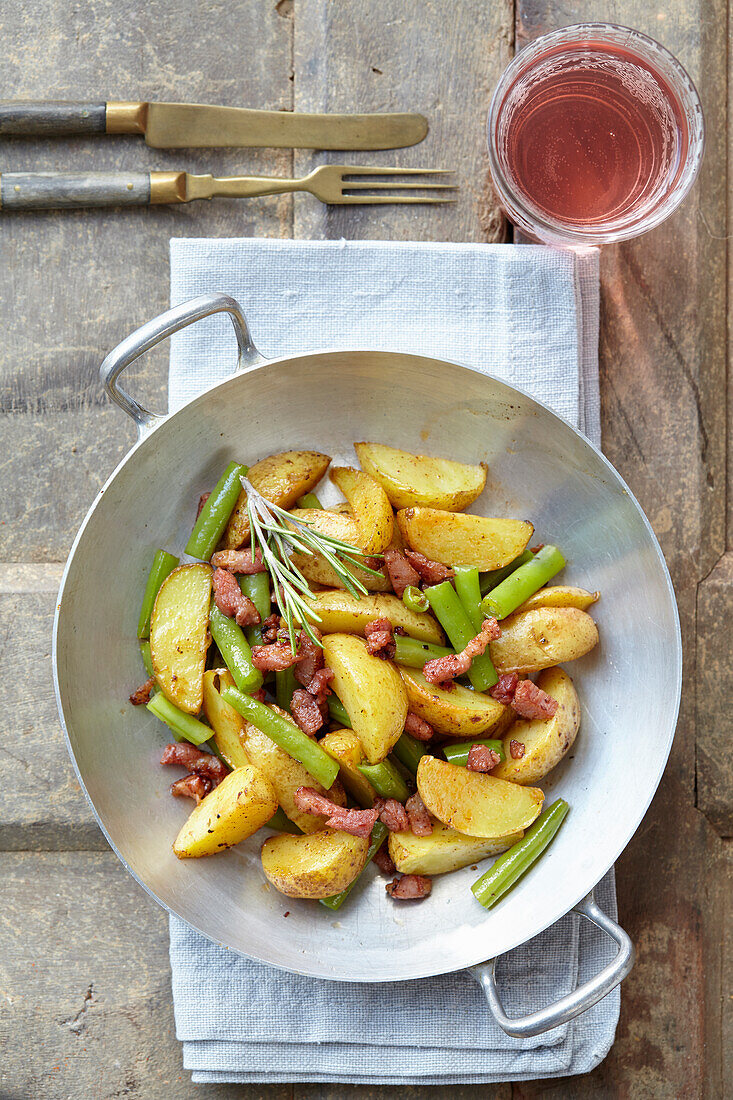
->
<box><xmin>320</xmin><ymin>729</ymin><xmax>377</xmax><ymax>807</ymax></box>
<box><xmin>173</xmin><ymin>766</ymin><xmax>278</xmax><ymax>858</ymax></box>
<box><xmin>330</xmin><ymin>466</ymin><xmax>394</xmax><ymax>554</ymax></box>
<box><xmin>304</xmin><ymin>589</ymin><xmax>444</xmax><ymax>644</ymax></box>
<box><xmin>492</xmin><ymin>667</ymin><xmax>580</xmax><ymax>784</ymax></box>
<box><xmin>490</xmin><ymin>607</ymin><xmax>599</xmax><ymax>674</ymax></box>
<box><xmin>322</xmin><ymin>634</ymin><xmax>408</xmax><ymax>763</ymax></box>
<box><xmin>202</xmin><ymin>669</ymin><xmax>249</xmax><ymax>769</ymax></box>
<box><xmin>354</xmin><ymin>441</ymin><xmax>487</xmax><ymax>511</ymax></box>
<box><xmin>288</xmin><ymin>509</ymin><xmax>391</xmax><ymax>591</ymax></box>
<box><xmin>223</xmin><ymin>450</ymin><xmax>331</xmax><ymax>548</ymax></box>
<box><xmin>388</xmin><ymin>819</ymin><xmax>523</xmax><ymax>875</ymax></box>
<box><xmin>396</xmin><ymin>508</ymin><xmax>533</xmax><ymax>569</ymax></box>
<box><xmin>261</xmin><ymin>829</ymin><xmax>369</xmax><ymax>898</ymax></box>
<box><xmin>150</xmin><ymin>563</ymin><xmax>212</xmax><ymax>713</ymax></box>
<box><xmin>417</xmin><ymin>756</ymin><xmax>543</xmax><ymax>838</ymax></box>
<box><xmin>399</xmin><ymin>667</ymin><xmax>507</xmax><ymax>738</ymax></box>
<box><xmin>242</xmin><ymin>709</ymin><xmax>345</xmax><ymax>833</ymax></box>
<box><xmin>515</xmin><ymin>586</ymin><xmax>600</xmax><ymax>614</ymax></box>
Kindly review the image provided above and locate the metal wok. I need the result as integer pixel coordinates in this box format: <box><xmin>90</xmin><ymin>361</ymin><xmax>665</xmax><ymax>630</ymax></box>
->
<box><xmin>53</xmin><ymin>293</ymin><xmax>681</xmax><ymax>1036</ymax></box>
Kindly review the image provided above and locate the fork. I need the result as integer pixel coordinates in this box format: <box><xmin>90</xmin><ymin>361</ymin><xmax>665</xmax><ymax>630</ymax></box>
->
<box><xmin>0</xmin><ymin>165</ymin><xmax>458</xmax><ymax>210</ymax></box>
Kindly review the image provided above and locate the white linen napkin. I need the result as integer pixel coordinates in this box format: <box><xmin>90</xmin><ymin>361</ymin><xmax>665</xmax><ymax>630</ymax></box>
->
<box><xmin>167</xmin><ymin>238</ymin><xmax>616</xmax><ymax>1084</ymax></box>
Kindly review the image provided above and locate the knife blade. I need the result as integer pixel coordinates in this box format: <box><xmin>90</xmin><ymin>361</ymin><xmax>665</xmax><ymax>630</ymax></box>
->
<box><xmin>0</xmin><ymin>100</ymin><xmax>429</xmax><ymax>150</ymax></box>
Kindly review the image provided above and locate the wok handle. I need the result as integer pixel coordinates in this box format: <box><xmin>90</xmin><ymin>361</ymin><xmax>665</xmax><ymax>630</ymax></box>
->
<box><xmin>468</xmin><ymin>890</ymin><xmax>634</xmax><ymax>1038</ymax></box>
<box><xmin>99</xmin><ymin>293</ymin><xmax>264</xmax><ymax>438</ymax></box>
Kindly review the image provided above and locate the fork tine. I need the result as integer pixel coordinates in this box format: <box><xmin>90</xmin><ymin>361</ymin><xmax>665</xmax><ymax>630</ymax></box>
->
<box><xmin>344</xmin><ymin>182</ymin><xmax>459</xmax><ymax>191</ymax></box>
<box><xmin>335</xmin><ymin>195</ymin><xmax>458</xmax><ymax>204</ymax></box>
<box><xmin>336</xmin><ymin>166</ymin><xmax>454</xmax><ymax>177</ymax></box>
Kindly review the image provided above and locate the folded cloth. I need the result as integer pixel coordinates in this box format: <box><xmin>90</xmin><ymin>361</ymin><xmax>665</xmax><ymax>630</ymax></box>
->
<box><xmin>167</xmin><ymin>238</ymin><xmax>616</xmax><ymax>1084</ymax></box>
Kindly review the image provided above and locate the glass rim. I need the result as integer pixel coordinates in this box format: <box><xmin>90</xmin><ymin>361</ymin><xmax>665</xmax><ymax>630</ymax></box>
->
<box><xmin>487</xmin><ymin>23</ymin><xmax>706</xmax><ymax>245</ymax></box>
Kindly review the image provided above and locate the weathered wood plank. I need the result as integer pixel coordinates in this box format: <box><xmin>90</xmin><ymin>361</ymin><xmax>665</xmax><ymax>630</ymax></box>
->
<box><xmin>696</xmin><ymin>552</ymin><xmax>733</xmax><ymax>836</ymax></box>
<box><xmin>292</xmin><ymin>0</ymin><xmax>511</xmax><ymax>243</ymax></box>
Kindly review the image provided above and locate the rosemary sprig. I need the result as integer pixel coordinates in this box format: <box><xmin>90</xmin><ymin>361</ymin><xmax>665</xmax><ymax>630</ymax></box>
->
<box><xmin>243</xmin><ymin>476</ymin><xmax>382</xmax><ymax>653</ymax></box>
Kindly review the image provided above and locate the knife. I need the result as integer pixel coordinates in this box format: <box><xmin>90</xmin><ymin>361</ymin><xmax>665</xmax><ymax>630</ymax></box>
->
<box><xmin>0</xmin><ymin>100</ymin><xmax>428</xmax><ymax>150</ymax></box>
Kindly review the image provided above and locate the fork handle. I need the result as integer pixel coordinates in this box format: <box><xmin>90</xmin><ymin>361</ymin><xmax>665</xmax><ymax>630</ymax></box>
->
<box><xmin>0</xmin><ymin>171</ymin><xmax>152</xmax><ymax>209</ymax></box>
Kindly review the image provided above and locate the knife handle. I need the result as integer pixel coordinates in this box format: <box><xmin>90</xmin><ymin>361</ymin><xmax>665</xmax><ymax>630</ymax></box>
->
<box><xmin>0</xmin><ymin>171</ymin><xmax>152</xmax><ymax>210</ymax></box>
<box><xmin>0</xmin><ymin>101</ymin><xmax>108</xmax><ymax>136</ymax></box>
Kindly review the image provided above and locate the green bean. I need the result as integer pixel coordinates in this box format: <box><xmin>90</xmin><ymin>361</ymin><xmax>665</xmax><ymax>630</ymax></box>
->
<box><xmin>209</xmin><ymin>604</ymin><xmax>264</xmax><ymax>694</ymax></box>
<box><xmin>139</xmin><ymin>640</ymin><xmax>154</xmax><ymax>678</ymax></box>
<box><xmin>266</xmin><ymin>807</ymin><xmax>301</xmax><ymax>834</ymax></box>
<box><xmin>275</xmin><ymin>666</ymin><xmax>298</xmax><ymax>711</ymax></box>
<box><xmin>357</xmin><ymin>759</ymin><xmax>410</xmax><ymax>802</ymax></box>
<box><xmin>424</xmin><ymin>581</ymin><xmax>498</xmax><ymax>691</ymax></box>
<box><xmin>137</xmin><ymin>549</ymin><xmax>178</xmax><ymax>638</ymax></box>
<box><xmin>479</xmin><ymin>550</ymin><xmax>534</xmax><ymax>595</ymax></box>
<box><xmin>222</xmin><ymin>686</ymin><xmax>339</xmax><ymax>789</ymax></box>
<box><xmin>453</xmin><ymin>567</ymin><xmax>484</xmax><ymax>632</ymax></box>
<box><xmin>185</xmin><ymin>461</ymin><xmax>248</xmax><ymax>560</ymax></box>
<box><xmin>327</xmin><ymin>695</ymin><xmax>352</xmax><ymax>728</ymax></box>
<box><xmin>239</xmin><ymin>572</ymin><xmax>272</xmax><ymax>646</ymax></box>
<box><xmin>296</xmin><ymin>492</ymin><xmax>322</xmax><ymax>509</ymax></box>
<box><xmin>319</xmin><ymin>822</ymin><xmax>388</xmax><ymax>911</ymax></box>
<box><xmin>471</xmin><ymin>799</ymin><xmax>570</xmax><ymax>908</ymax></box>
<box><xmin>402</xmin><ymin>585</ymin><xmax>429</xmax><ymax>613</ymax></box>
<box><xmin>391</xmin><ymin>732</ymin><xmax>428</xmax><ymax>775</ymax></box>
<box><xmin>442</xmin><ymin>738</ymin><xmax>505</xmax><ymax>767</ymax></box>
<box><xmin>393</xmin><ymin>635</ymin><xmax>453</xmax><ymax>669</ymax></box>
<box><xmin>147</xmin><ymin>692</ymin><xmax>213</xmax><ymax>746</ymax></box>
<box><xmin>481</xmin><ymin>545</ymin><xmax>566</xmax><ymax>620</ymax></box>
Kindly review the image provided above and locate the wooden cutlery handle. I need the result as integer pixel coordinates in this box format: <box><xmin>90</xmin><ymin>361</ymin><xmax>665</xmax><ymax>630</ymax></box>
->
<box><xmin>0</xmin><ymin>171</ymin><xmax>152</xmax><ymax>210</ymax></box>
<box><xmin>0</xmin><ymin>100</ymin><xmax>108</xmax><ymax>136</ymax></box>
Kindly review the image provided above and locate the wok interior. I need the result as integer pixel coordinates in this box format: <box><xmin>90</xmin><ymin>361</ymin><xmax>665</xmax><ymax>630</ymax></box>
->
<box><xmin>55</xmin><ymin>351</ymin><xmax>680</xmax><ymax>981</ymax></box>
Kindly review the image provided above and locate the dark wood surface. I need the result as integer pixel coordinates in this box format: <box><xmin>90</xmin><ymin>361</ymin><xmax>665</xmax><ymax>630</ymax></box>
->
<box><xmin>1</xmin><ymin>2</ymin><xmax>730</xmax><ymax>1098</ymax></box>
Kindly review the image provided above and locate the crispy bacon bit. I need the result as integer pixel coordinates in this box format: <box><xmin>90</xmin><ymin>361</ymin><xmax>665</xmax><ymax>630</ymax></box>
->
<box><xmin>251</xmin><ymin>688</ymin><xmax>267</xmax><ymax>703</ymax></box>
<box><xmin>374</xmin><ymin>796</ymin><xmax>410</xmax><ymax>833</ymax></box>
<box><xmin>261</xmin><ymin>613</ymin><xmax>280</xmax><ymax>643</ymax></box>
<box><xmin>404</xmin><ymin>712</ymin><xmax>435</xmax><ymax>741</ymax></box>
<box><xmin>364</xmin><ymin>617</ymin><xmax>396</xmax><ymax>659</ymax></box>
<box><xmin>294</xmin><ymin>787</ymin><xmax>379</xmax><ymax>838</ymax></box>
<box><xmin>170</xmin><ymin>774</ymin><xmax>211</xmax><ymax>803</ymax></box>
<box><xmin>386</xmin><ymin>874</ymin><xmax>432</xmax><ymax>900</ymax></box>
<box><xmin>251</xmin><ymin>641</ymin><xmax>299</xmax><ymax>671</ymax></box>
<box><xmin>423</xmin><ymin>618</ymin><xmax>501</xmax><ymax>685</ymax></box>
<box><xmin>129</xmin><ymin>676</ymin><xmax>156</xmax><ymax>706</ymax></box>
<box><xmin>510</xmin><ymin>739</ymin><xmax>526</xmax><ymax>759</ymax></box>
<box><xmin>383</xmin><ymin>547</ymin><xmax>420</xmax><ymax>597</ymax></box>
<box><xmin>290</xmin><ymin>688</ymin><xmax>325</xmax><ymax>736</ymax></box>
<box><xmin>373</xmin><ymin>847</ymin><xmax>397</xmax><ymax>876</ymax></box>
<box><xmin>212</xmin><ymin>568</ymin><xmax>261</xmax><ymax>628</ymax></box>
<box><xmin>466</xmin><ymin>745</ymin><xmax>502</xmax><ymax>772</ymax></box>
<box><xmin>530</xmin><ymin>544</ymin><xmax>545</xmax><ymax>553</ymax></box>
<box><xmin>294</xmin><ymin>628</ymin><xmax>323</xmax><ymax>687</ymax></box>
<box><xmin>489</xmin><ymin>672</ymin><xmax>519</xmax><ymax>706</ymax></box>
<box><xmin>160</xmin><ymin>742</ymin><xmax>228</xmax><ymax>786</ymax></box>
<box><xmin>512</xmin><ymin>679</ymin><xmax>558</xmax><ymax>720</ymax></box>
<box><xmin>196</xmin><ymin>491</ymin><xmax>211</xmax><ymax>519</ymax></box>
<box><xmin>403</xmin><ymin>549</ymin><xmax>455</xmax><ymax>586</ymax></box>
<box><xmin>210</xmin><ymin>548</ymin><xmax>267</xmax><ymax>574</ymax></box>
<box><xmin>307</xmin><ymin>666</ymin><xmax>334</xmax><ymax>706</ymax></box>
<box><xmin>406</xmin><ymin>792</ymin><xmax>433</xmax><ymax>836</ymax></box>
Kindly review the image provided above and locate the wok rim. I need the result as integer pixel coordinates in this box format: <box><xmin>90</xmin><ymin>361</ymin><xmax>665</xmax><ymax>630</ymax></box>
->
<box><xmin>52</xmin><ymin>346</ymin><xmax>682</xmax><ymax>981</ymax></box>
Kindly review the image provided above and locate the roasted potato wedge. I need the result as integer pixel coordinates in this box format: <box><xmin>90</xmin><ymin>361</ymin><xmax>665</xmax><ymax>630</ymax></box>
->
<box><xmin>242</xmin><ymin>709</ymin><xmax>345</xmax><ymax>834</ymax></box>
<box><xmin>396</xmin><ymin>508</ymin><xmax>533</xmax><ymax>569</ymax></box>
<box><xmin>330</xmin><ymin>466</ymin><xmax>394</xmax><ymax>554</ymax></box>
<box><xmin>322</xmin><ymin>634</ymin><xmax>408</xmax><ymax>763</ymax></box>
<box><xmin>288</xmin><ymin>509</ymin><xmax>391</xmax><ymax>591</ymax></box>
<box><xmin>417</xmin><ymin>756</ymin><xmax>544</xmax><ymax>838</ymax></box>
<box><xmin>150</xmin><ymin>563</ymin><xmax>212</xmax><ymax>713</ymax></box>
<box><xmin>173</xmin><ymin>765</ymin><xmax>278</xmax><ymax>858</ymax></box>
<box><xmin>515</xmin><ymin>585</ymin><xmax>600</xmax><ymax>613</ymax></box>
<box><xmin>399</xmin><ymin>667</ymin><xmax>507</xmax><ymax>738</ymax></box>
<box><xmin>388</xmin><ymin>819</ymin><xmax>523</xmax><ymax>875</ymax></box>
<box><xmin>354</xmin><ymin>441</ymin><xmax>487</xmax><ymax>511</ymax></box>
<box><xmin>320</xmin><ymin>729</ymin><xmax>377</xmax><ymax>807</ymax></box>
<box><xmin>492</xmin><ymin>667</ymin><xmax>580</xmax><ymax>784</ymax></box>
<box><xmin>223</xmin><ymin>450</ymin><xmax>331</xmax><ymax>549</ymax></box>
<box><xmin>490</xmin><ymin>607</ymin><xmax>599</xmax><ymax>674</ymax></box>
<box><xmin>261</xmin><ymin>828</ymin><xmax>369</xmax><ymax>898</ymax></box>
<box><xmin>202</xmin><ymin>669</ymin><xmax>249</xmax><ymax>769</ymax></box>
<box><xmin>304</xmin><ymin>589</ymin><xmax>444</xmax><ymax>645</ymax></box>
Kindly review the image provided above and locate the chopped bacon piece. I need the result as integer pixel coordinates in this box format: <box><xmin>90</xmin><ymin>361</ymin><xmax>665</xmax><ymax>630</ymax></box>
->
<box><xmin>406</xmin><ymin>792</ymin><xmax>432</xmax><ymax>836</ymax></box>
<box><xmin>170</xmin><ymin>774</ymin><xmax>211</xmax><ymax>803</ymax></box>
<box><xmin>386</xmin><ymin>874</ymin><xmax>432</xmax><ymax>900</ymax></box>
<box><xmin>293</xmin><ymin>786</ymin><xmax>379</xmax><ymax>838</ymax></box>
<box><xmin>530</xmin><ymin>544</ymin><xmax>545</xmax><ymax>553</ymax></box>
<box><xmin>290</xmin><ymin>688</ymin><xmax>325</xmax><ymax>736</ymax></box>
<box><xmin>489</xmin><ymin>672</ymin><xmax>519</xmax><ymax>706</ymax></box>
<box><xmin>466</xmin><ymin>745</ymin><xmax>502</xmax><ymax>772</ymax></box>
<box><xmin>374</xmin><ymin>796</ymin><xmax>410</xmax><ymax>833</ymax></box>
<box><xmin>210</xmin><ymin>548</ymin><xmax>267</xmax><ymax>574</ymax></box>
<box><xmin>403</xmin><ymin>549</ymin><xmax>455</xmax><ymax>585</ymax></box>
<box><xmin>294</xmin><ymin>628</ymin><xmax>323</xmax><ymax>687</ymax></box>
<box><xmin>364</xmin><ymin>617</ymin><xmax>396</xmax><ymax>659</ymax></box>
<box><xmin>307</xmin><ymin>666</ymin><xmax>334</xmax><ymax>706</ymax></box>
<box><xmin>423</xmin><ymin>618</ymin><xmax>501</xmax><ymax>685</ymax></box>
<box><xmin>160</xmin><ymin>742</ymin><xmax>228</xmax><ymax>786</ymax></box>
<box><xmin>212</xmin><ymin>568</ymin><xmax>261</xmax><ymax>628</ymax></box>
<box><xmin>260</xmin><ymin>613</ymin><xmax>280</xmax><ymax>643</ymax></box>
<box><xmin>404</xmin><ymin>712</ymin><xmax>435</xmax><ymax>741</ymax></box>
<box><xmin>512</xmin><ymin>679</ymin><xmax>558</xmax><ymax>720</ymax></box>
<box><xmin>373</xmin><ymin>847</ymin><xmax>397</xmax><ymax>876</ymax></box>
<box><xmin>251</xmin><ymin>688</ymin><xmax>267</xmax><ymax>703</ymax></box>
<box><xmin>196</xmin><ymin>491</ymin><xmax>211</xmax><ymax>519</ymax></box>
<box><xmin>129</xmin><ymin>676</ymin><xmax>156</xmax><ymax>706</ymax></box>
<box><xmin>510</xmin><ymin>739</ymin><xmax>526</xmax><ymax>759</ymax></box>
<box><xmin>251</xmin><ymin>641</ymin><xmax>299</xmax><ymax>671</ymax></box>
<box><xmin>383</xmin><ymin>547</ymin><xmax>420</xmax><ymax>597</ymax></box>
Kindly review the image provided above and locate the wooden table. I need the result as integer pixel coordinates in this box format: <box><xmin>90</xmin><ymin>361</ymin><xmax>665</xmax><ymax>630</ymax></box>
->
<box><xmin>1</xmin><ymin>3</ymin><xmax>729</xmax><ymax>1097</ymax></box>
